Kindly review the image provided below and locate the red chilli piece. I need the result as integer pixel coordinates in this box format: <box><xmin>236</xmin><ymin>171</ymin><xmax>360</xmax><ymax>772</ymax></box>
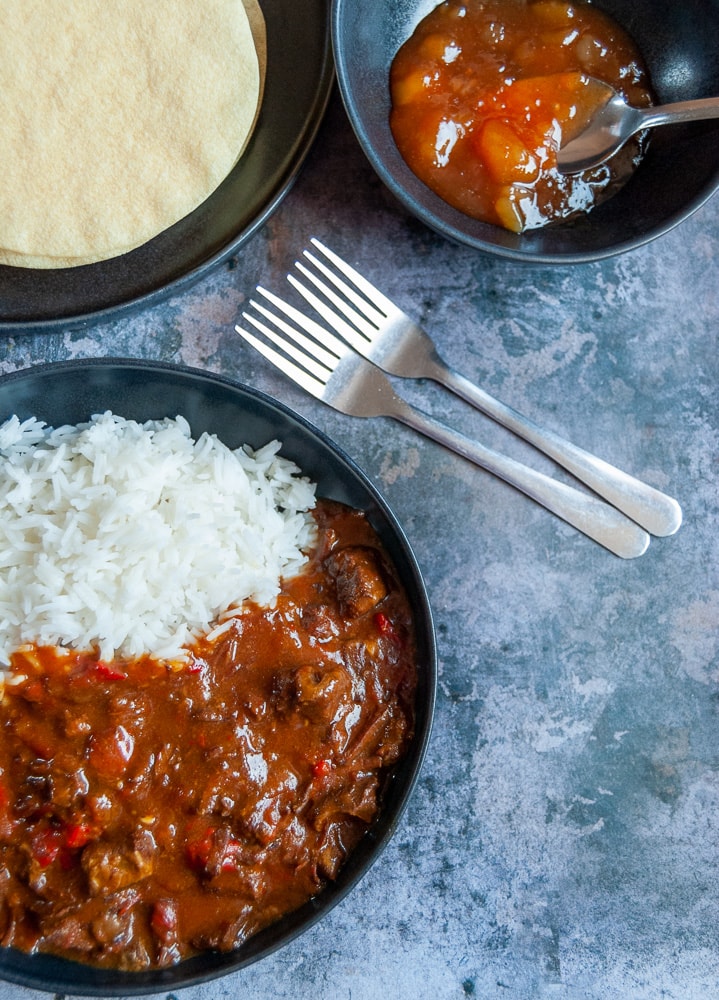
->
<box><xmin>94</xmin><ymin>661</ymin><xmax>128</xmax><ymax>681</ymax></box>
<box><xmin>312</xmin><ymin>759</ymin><xmax>333</xmax><ymax>779</ymax></box>
<box><xmin>374</xmin><ymin>611</ymin><xmax>402</xmax><ymax>644</ymax></box>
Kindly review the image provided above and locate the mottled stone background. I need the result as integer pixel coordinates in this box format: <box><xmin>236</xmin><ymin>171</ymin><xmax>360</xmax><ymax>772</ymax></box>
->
<box><xmin>1</xmin><ymin>90</ymin><xmax>718</xmax><ymax>1000</ymax></box>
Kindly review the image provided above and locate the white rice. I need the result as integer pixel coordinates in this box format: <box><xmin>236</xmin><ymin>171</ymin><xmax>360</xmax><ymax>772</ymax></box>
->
<box><xmin>0</xmin><ymin>411</ymin><xmax>317</xmax><ymax>672</ymax></box>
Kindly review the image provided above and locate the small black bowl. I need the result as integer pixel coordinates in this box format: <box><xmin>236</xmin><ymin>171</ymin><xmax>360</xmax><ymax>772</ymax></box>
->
<box><xmin>0</xmin><ymin>359</ymin><xmax>436</xmax><ymax>996</ymax></box>
<box><xmin>332</xmin><ymin>0</ymin><xmax>719</xmax><ymax>262</ymax></box>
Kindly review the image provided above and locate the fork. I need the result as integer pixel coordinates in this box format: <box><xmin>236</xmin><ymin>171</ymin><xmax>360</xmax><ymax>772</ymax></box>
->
<box><xmin>236</xmin><ymin>295</ymin><xmax>650</xmax><ymax>558</ymax></box>
<box><xmin>282</xmin><ymin>238</ymin><xmax>681</xmax><ymax>539</ymax></box>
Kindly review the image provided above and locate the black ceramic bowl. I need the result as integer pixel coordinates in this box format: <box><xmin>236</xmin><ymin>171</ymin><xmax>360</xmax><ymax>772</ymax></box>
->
<box><xmin>0</xmin><ymin>359</ymin><xmax>436</xmax><ymax>996</ymax></box>
<box><xmin>332</xmin><ymin>0</ymin><xmax>719</xmax><ymax>262</ymax></box>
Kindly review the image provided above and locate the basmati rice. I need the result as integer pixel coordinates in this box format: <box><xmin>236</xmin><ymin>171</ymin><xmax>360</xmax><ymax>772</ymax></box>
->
<box><xmin>0</xmin><ymin>412</ymin><xmax>317</xmax><ymax>672</ymax></box>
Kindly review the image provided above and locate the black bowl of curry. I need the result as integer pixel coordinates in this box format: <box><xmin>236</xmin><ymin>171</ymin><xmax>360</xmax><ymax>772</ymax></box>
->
<box><xmin>332</xmin><ymin>0</ymin><xmax>719</xmax><ymax>262</ymax></box>
<box><xmin>0</xmin><ymin>358</ymin><xmax>436</xmax><ymax>995</ymax></box>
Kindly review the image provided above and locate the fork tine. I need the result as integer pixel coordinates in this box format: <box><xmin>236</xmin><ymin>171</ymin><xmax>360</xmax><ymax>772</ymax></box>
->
<box><xmin>299</xmin><ymin>252</ymin><xmax>381</xmax><ymax>332</ymax></box>
<box><xmin>309</xmin><ymin>237</ymin><xmax>396</xmax><ymax>318</ymax></box>
<box><xmin>250</xmin><ymin>296</ymin><xmax>339</xmax><ymax>372</ymax></box>
<box><xmin>243</xmin><ymin>308</ymin><xmax>331</xmax><ymax>383</ymax></box>
<box><xmin>237</xmin><ymin>316</ymin><xmax>328</xmax><ymax>399</ymax></box>
<box><xmin>255</xmin><ymin>285</ymin><xmax>348</xmax><ymax>360</ymax></box>
<box><xmin>288</xmin><ymin>269</ymin><xmax>374</xmax><ymax>355</ymax></box>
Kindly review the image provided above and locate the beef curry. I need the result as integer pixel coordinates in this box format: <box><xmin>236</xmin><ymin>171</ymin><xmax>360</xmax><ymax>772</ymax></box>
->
<box><xmin>0</xmin><ymin>500</ymin><xmax>418</xmax><ymax>970</ymax></box>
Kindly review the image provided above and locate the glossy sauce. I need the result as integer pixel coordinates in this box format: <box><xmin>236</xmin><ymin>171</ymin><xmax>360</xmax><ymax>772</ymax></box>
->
<box><xmin>390</xmin><ymin>0</ymin><xmax>654</xmax><ymax>231</ymax></box>
<box><xmin>0</xmin><ymin>500</ymin><xmax>417</xmax><ymax>970</ymax></box>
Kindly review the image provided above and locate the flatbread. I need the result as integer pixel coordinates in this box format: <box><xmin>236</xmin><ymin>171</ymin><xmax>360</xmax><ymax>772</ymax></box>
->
<box><xmin>0</xmin><ymin>0</ymin><xmax>265</xmax><ymax>269</ymax></box>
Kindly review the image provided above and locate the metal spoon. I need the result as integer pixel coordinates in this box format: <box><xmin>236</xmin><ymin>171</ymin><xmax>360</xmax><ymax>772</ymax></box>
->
<box><xmin>557</xmin><ymin>81</ymin><xmax>719</xmax><ymax>174</ymax></box>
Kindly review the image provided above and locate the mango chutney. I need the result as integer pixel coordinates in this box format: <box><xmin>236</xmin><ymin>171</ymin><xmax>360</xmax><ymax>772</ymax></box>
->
<box><xmin>389</xmin><ymin>0</ymin><xmax>654</xmax><ymax>232</ymax></box>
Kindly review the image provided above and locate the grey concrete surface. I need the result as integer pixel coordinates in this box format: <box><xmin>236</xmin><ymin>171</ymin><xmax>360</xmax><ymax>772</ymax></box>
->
<box><xmin>1</xmin><ymin>89</ymin><xmax>718</xmax><ymax>999</ymax></box>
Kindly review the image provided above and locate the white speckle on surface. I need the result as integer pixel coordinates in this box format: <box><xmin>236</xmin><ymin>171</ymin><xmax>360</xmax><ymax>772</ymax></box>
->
<box><xmin>670</xmin><ymin>590</ymin><xmax>719</xmax><ymax>684</ymax></box>
<box><xmin>379</xmin><ymin>446</ymin><xmax>421</xmax><ymax>485</ymax></box>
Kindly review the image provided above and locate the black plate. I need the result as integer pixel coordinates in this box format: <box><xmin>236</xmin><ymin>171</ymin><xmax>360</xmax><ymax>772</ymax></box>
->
<box><xmin>0</xmin><ymin>358</ymin><xmax>436</xmax><ymax>996</ymax></box>
<box><xmin>0</xmin><ymin>2</ymin><xmax>334</xmax><ymax>333</ymax></box>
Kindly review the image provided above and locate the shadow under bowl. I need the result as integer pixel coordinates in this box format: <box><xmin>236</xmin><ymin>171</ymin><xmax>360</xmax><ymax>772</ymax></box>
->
<box><xmin>332</xmin><ymin>0</ymin><xmax>719</xmax><ymax>263</ymax></box>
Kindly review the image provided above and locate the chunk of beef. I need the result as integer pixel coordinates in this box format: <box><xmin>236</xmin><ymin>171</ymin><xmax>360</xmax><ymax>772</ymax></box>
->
<box><xmin>300</xmin><ymin>603</ymin><xmax>340</xmax><ymax>641</ymax></box>
<box><xmin>13</xmin><ymin>764</ymin><xmax>52</xmax><ymax>819</ymax></box>
<box><xmin>292</xmin><ymin>663</ymin><xmax>353</xmax><ymax>725</ymax></box>
<box><xmin>190</xmin><ymin>900</ymin><xmax>255</xmax><ymax>952</ymax></box>
<box><xmin>239</xmin><ymin>771</ymin><xmax>300</xmax><ymax>847</ymax></box>
<box><xmin>47</xmin><ymin>763</ymin><xmax>90</xmax><ymax>810</ymax></box>
<box><xmin>40</xmin><ymin>913</ymin><xmax>96</xmax><ymax>955</ymax></box>
<box><xmin>309</xmin><ymin>769</ymin><xmax>379</xmax><ymax>830</ymax></box>
<box><xmin>324</xmin><ymin>546</ymin><xmax>388</xmax><ymax>618</ymax></box>
<box><xmin>312</xmin><ymin>821</ymin><xmax>358</xmax><ymax>881</ymax></box>
<box><xmin>82</xmin><ymin>828</ymin><xmax>156</xmax><ymax>895</ymax></box>
<box><xmin>89</xmin><ymin>890</ymin><xmax>140</xmax><ymax>951</ymax></box>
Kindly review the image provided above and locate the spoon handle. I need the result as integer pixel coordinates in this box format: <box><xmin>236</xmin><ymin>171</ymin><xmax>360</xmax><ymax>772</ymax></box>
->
<box><xmin>638</xmin><ymin>96</ymin><xmax>719</xmax><ymax>131</ymax></box>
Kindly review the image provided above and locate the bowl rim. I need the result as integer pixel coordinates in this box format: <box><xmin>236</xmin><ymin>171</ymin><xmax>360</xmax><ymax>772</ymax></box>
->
<box><xmin>0</xmin><ymin>357</ymin><xmax>437</xmax><ymax>995</ymax></box>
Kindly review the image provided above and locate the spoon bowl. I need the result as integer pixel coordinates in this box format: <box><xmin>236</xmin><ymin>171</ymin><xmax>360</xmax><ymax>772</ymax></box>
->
<box><xmin>558</xmin><ymin>80</ymin><xmax>719</xmax><ymax>174</ymax></box>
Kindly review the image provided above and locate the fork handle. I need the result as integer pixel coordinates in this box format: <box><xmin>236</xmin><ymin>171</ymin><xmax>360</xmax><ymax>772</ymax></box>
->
<box><xmin>433</xmin><ymin>364</ymin><xmax>681</xmax><ymax>537</ymax></box>
<box><xmin>390</xmin><ymin>398</ymin><xmax>649</xmax><ymax>558</ymax></box>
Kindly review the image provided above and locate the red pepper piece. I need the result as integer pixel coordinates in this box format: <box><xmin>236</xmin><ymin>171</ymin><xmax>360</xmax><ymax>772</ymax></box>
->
<box><xmin>374</xmin><ymin>611</ymin><xmax>406</xmax><ymax>647</ymax></box>
<box><xmin>219</xmin><ymin>838</ymin><xmax>245</xmax><ymax>873</ymax></box>
<box><xmin>31</xmin><ymin>827</ymin><xmax>62</xmax><ymax>868</ymax></box>
<box><xmin>185</xmin><ymin>824</ymin><xmax>216</xmax><ymax>870</ymax></box>
<box><xmin>374</xmin><ymin>611</ymin><xmax>396</xmax><ymax>637</ymax></box>
<box><xmin>374</xmin><ymin>611</ymin><xmax>391</xmax><ymax>632</ymax></box>
<box><xmin>65</xmin><ymin>822</ymin><xmax>95</xmax><ymax>850</ymax></box>
<box><xmin>151</xmin><ymin>898</ymin><xmax>179</xmax><ymax>936</ymax></box>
